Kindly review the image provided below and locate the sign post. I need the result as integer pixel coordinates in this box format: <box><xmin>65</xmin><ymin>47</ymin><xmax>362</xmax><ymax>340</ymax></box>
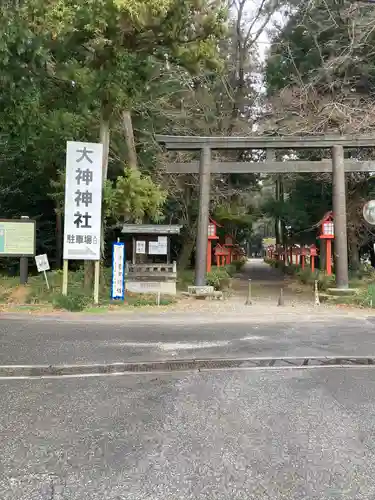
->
<box><xmin>35</xmin><ymin>254</ymin><xmax>50</xmax><ymax>289</ymax></box>
<box><xmin>63</xmin><ymin>141</ymin><xmax>104</xmax><ymax>302</ymax></box>
<box><xmin>111</xmin><ymin>241</ymin><xmax>125</xmax><ymax>300</ymax></box>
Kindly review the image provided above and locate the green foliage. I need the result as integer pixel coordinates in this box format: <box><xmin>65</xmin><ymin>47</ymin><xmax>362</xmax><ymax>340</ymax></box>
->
<box><xmin>106</xmin><ymin>167</ymin><xmax>166</xmax><ymax>222</ymax></box>
<box><xmin>365</xmin><ymin>284</ymin><xmax>375</xmax><ymax>308</ymax></box>
<box><xmin>295</xmin><ymin>268</ymin><xmax>316</xmax><ymax>285</ymax></box>
<box><xmin>53</xmin><ymin>291</ymin><xmax>91</xmax><ymax>311</ymax></box>
<box><xmin>265</xmin><ymin>258</ymin><xmax>336</xmax><ymax>291</ymax></box>
<box><xmin>231</xmin><ymin>258</ymin><xmax>246</xmax><ymax>272</ymax></box>
<box><xmin>206</xmin><ymin>265</ymin><xmax>236</xmax><ymax>290</ymax></box>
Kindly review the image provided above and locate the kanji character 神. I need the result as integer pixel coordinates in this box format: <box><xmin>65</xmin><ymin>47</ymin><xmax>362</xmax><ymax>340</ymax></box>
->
<box><xmin>75</xmin><ymin>189</ymin><xmax>92</xmax><ymax>207</ymax></box>
<box><xmin>75</xmin><ymin>168</ymin><xmax>93</xmax><ymax>186</ymax></box>
<box><xmin>74</xmin><ymin>211</ymin><xmax>92</xmax><ymax>229</ymax></box>
<box><xmin>76</xmin><ymin>146</ymin><xmax>93</xmax><ymax>164</ymax></box>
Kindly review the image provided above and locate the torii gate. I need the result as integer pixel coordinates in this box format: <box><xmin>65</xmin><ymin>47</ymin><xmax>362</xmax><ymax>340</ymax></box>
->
<box><xmin>155</xmin><ymin>134</ymin><xmax>375</xmax><ymax>289</ymax></box>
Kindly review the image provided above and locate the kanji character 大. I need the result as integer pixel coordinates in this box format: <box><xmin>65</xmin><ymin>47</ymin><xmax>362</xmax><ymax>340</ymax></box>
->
<box><xmin>76</xmin><ymin>146</ymin><xmax>93</xmax><ymax>164</ymax></box>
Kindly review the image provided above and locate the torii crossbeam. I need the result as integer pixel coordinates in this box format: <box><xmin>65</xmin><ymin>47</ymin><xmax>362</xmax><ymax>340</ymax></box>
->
<box><xmin>155</xmin><ymin>134</ymin><xmax>375</xmax><ymax>289</ymax></box>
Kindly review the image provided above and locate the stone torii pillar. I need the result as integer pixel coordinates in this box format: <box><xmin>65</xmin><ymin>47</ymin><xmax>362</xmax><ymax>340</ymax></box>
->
<box><xmin>195</xmin><ymin>146</ymin><xmax>211</xmax><ymax>286</ymax></box>
<box><xmin>332</xmin><ymin>145</ymin><xmax>349</xmax><ymax>289</ymax></box>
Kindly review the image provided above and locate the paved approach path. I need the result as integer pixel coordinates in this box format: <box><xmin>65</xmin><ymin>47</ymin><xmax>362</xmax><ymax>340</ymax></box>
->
<box><xmin>232</xmin><ymin>258</ymin><xmax>313</xmax><ymax>305</ymax></box>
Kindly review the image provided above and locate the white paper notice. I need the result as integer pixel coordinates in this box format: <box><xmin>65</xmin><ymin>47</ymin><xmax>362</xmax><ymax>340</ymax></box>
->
<box><xmin>149</xmin><ymin>240</ymin><xmax>167</xmax><ymax>255</ymax></box>
<box><xmin>136</xmin><ymin>241</ymin><xmax>146</xmax><ymax>254</ymax></box>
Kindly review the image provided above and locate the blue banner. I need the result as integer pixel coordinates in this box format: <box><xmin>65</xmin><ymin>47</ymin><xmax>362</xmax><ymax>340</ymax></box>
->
<box><xmin>111</xmin><ymin>242</ymin><xmax>125</xmax><ymax>300</ymax></box>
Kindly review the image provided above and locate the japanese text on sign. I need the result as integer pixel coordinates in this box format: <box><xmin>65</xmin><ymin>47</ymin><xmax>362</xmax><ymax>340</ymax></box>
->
<box><xmin>63</xmin><ymin>141</ymin><xmax>103</xmax><ymax>261</ymax></box>
<box><xmin>111</xmin><ymin>242</ymin><xmax>125</xmax><ymax>300</ymax></box>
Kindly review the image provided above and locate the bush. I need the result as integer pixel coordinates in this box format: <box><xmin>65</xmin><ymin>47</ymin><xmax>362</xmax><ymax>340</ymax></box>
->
<box><xmin>231</xmin><ymin>258</ymin><xmax>246</xmax><ymax>272</ymax></box>
<box><xmin>284</xmin><ymin>264</ymin><xmax>299</xmax><ymax>276</ymax></box>
<box><xmin>364</xmin><ymin>284</ymin><xmax>375</xmax><ymax>307</ymax></box>
<box><xmin>206</xmin><ymin>267</ymin><xmax>232</xmax><ymax>290</ymax></box>
<box><xmin>53</xmin><ymin>291</ymin><xmax>91</xmax><ymax>311</ymax></box>
<box><xmin>351</xmin><ymin>263</ymin><xmax>375</xmax><ymax>282</ymax></box>
<box><xmin>316</xmin><ymin>271</ymin><xmax>336</xmax><ymax>291</ymax></box>
<box><xmin>225</xmin><ymin>264</ymin><xmax>237</xmax><ymax>276</ymax></box>
<box><xmin>296</xmin><ymin>268</ymin><xmax>316</xmax><ymax>285</ymax></box>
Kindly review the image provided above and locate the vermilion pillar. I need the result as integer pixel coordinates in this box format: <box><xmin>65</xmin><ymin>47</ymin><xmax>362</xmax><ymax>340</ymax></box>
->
<box><xmin>207</xmin><ymin>240</ymin><xmax>212</xmax><ymax>273</ymax></box>
<box><xmin>326</xmin><ymin>239</ymin><xmax>332</xmax><ymax>276</ymax></box>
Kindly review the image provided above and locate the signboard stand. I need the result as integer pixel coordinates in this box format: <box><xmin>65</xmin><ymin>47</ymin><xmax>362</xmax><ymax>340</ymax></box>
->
<box><xmin>20</xmin><ymin>256</ymin><xmax>28</xmax><ymax>285</ymax></box>
<box><xmin>94</xmin><ymin>260</ymin><xmax>100</xmax><ymax>304</ymax></box>
<box><xmin>43</xmin><ymin>271</ymin><xmax>50</xmax><ymax>290</ymax></box>
<box><xmin>62</xmin><ymin>260</ymin><xmax>68</xmax><ymax>296</ymax></box>
<box><xmin>62</xmin><ymin>141</ymin><xmax>104</xmax><ymax>301</ymax></box>
<box><xmin>20</xmin><ymin>216</ymin><xmax>31</xmax><ymax>284</ymax></box>
<box><xmin>35</xmin><ymin>253</ymin><xmax>51</xmax><ymax>290</ymax></box>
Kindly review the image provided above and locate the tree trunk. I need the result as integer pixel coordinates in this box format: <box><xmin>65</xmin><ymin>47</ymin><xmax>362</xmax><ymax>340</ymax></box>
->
<box><xmin>122</xmin><ymin>110</ymin><xmax>138</xmax><ymax>170</ymax></box>
<box><xmin>178</xmin><ymin>235</ymin><xmax>196</xmax><ymax>270</ymax></box>
<box><xmin>84</xmin><ymin>108</ymin><xmax>111</xmax><ymax>290</ymax></box>
<box><xmin>55</xmin><ymin>209</ymin><xmax>62</xmax><ymax>269</ymax></box>
<box><xmin>348</xmin><ymin>238</ymin><xmax>360</xmax><ymax>271</ymax></box>
<box><xmin>178</xmin><ymin>221</ymin><xmax>197</xmax><ymax>270</ymax></box>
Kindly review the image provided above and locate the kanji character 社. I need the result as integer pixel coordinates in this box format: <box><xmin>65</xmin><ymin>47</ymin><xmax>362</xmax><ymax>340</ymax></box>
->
<box><xmin>74</xmin><ymin>211</ymin><xmax>92</xmax><ymax>229</ymax></box>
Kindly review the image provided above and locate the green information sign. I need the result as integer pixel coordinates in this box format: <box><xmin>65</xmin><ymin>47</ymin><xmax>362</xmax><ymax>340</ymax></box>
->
<box><xmin>0</xmin><ymin>219</ymin><xmax>36</xmax><ymax>257</ymax></box>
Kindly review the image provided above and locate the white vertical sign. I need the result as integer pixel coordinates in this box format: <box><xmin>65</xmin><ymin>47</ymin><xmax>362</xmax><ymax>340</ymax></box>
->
<box><xmin>63</xmin><ymin>141</ymin><xmax>103</xmax><ymax>260</ymax></box>
<box><xmin>136</xmin><ymin>240</ymin><xmax>146</xmax><ymax>254</ymax></box>
<box><xmin>111</xmin><ymin>242</ymin><xmax>125</xmax><ymax>300</ymax></box>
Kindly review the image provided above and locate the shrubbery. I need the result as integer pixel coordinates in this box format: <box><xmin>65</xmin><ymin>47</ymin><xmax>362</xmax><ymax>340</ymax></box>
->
<box><xmin>206</xmin><ymin>260</ymin><xmax>246</xmax><ymax>290</ymax></box>
<box><xmin>265</xmin><ymin>258</ymin><xmax>336</xmax><ymax>291</ymax></box>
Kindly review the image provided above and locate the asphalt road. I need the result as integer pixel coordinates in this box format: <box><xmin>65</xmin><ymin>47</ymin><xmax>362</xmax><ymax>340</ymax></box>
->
<box><xmin>1</xmin><ymin>313</ymin><xmax>375</xmax><ymax>365</ymax></box>
<box><xmin>2</xmin><ymin>367</ymin><xmax>375</xmax><ymax>499</ymax></box>
<box><xmin>2</xmin><ymin>304</ymin><xmax>375</xmax><ymax>499</ymax></box>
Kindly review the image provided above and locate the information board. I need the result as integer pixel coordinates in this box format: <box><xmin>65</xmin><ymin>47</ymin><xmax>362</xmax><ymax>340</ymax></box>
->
<box><xmin>0</xmin><ymin>219</ymin><xmax>36</xmax><ymax>257</ymax></box>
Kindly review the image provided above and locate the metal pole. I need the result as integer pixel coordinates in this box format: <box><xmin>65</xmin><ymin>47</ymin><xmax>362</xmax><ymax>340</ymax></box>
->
<box><xmin>43</xmin><ymin>270</ymin><xmax>50</xmax><ymax>290</ymax></box>
<box><xmin>20</xmin><ymin>215</ymin><xmax>29</xmax><ymax>285</ymax></box>
<box><xmin>332</xmin><ymin>145</ymin><xmax>349</xmax><ymax>289</ymax></box>
<box><xmin>195</xmin><ymin>146</ymin><xmax>211</xmax><ymax>286</ymax></box>
<box><xmin>245</xmin><ymin>279</ymin><xmax>252</xmax><ymax>305</ymax></box>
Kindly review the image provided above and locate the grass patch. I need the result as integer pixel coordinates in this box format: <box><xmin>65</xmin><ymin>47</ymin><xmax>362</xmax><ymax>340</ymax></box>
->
<box><xmin>265</xmin><ymin>257</ymin><xmax>375</xmax><ymax>307</ymax></box>
<box><xmin>0</xmin><ymin>267</ymin><xmax>176</xmax><ymax>312</ymax></box>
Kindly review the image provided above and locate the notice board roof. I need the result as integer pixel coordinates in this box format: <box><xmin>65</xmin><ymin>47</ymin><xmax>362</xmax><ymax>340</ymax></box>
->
<box><xmin>121</xmin><ymin>224</ymin><xmax>182</xmax><ymax>235</ymax></box>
